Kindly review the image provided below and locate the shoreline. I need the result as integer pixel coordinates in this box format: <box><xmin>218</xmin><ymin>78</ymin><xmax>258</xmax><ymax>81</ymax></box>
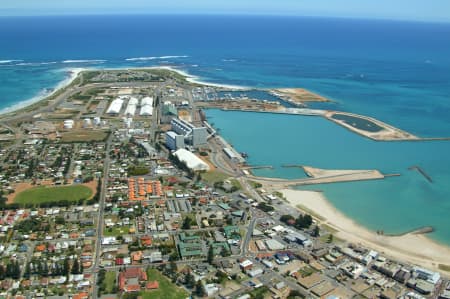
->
<box><xmin>0</xmin><ymin>67</ymin><xmax>85</xmax><ymax>116</ymax></box>
<box><xmin>281</xmin><ymin>188</ymin><xmax>450</xmax><ymax>273</ymax></box>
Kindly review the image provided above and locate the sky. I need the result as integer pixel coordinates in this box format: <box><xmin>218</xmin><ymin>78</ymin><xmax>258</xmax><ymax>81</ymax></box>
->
<box><xmin>1</xmin><ymin>0</ymin><xmax>450</xmax><ymax>23</ymax></box>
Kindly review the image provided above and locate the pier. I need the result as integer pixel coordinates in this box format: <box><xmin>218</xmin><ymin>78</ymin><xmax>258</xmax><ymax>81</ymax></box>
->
<box><xmin>409</xmin><ymin>166</ymin><xmax>433</xmax><ymax>183</ymax></box>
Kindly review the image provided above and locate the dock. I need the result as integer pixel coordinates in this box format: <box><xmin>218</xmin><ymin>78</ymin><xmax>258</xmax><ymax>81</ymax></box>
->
<box><xmin>409</xmin><ymin>166</ymin><xmax>433</xmax><ymax>183</ymax></box>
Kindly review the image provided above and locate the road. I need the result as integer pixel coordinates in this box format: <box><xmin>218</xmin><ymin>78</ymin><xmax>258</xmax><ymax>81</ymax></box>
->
<box><xmin>92</xmin><ymin>132</ymin><xmax>113</xmax><ymax>298</ymax></box>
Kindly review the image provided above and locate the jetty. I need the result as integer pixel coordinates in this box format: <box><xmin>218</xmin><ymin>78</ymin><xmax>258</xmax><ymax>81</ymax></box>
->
<box><xmin>409</xmin><ymin>166</ymin><xmax>433</xmax><ymax>183</ymax></box>
<box><xmin>241</xmin><ymin>165</ymin><xmax>273</xmax><ymax>170</ymax></box>
<box><xmin>246</xmin><ymin>166</ymin><xmax>394</xmax><ymax>188</ymax></box>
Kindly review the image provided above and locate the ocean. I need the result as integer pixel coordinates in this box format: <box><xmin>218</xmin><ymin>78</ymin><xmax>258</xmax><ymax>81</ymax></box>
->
<box><xmin>1</xmin><ymin>15</ymin><xmax>450</xmax><ymax>243</ymax></box>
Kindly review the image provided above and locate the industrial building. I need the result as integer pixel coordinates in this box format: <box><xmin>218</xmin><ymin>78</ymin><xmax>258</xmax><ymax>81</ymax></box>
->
<box><xmin>165</xmin><ymin>131</ymin><xmax>185</xmax><ymax>150</ymax></box>
<box><xmin>173</xmin><ymin>148</ymin><xmax>209</xmax><ymax>171</ymax></box>
<box><xmin>170</xmin><ymin>118</ymin><xmax>207</xmax><ymax>148</ymax></box>
<box><xmin>106</xmin><ymin>97</ymin><xmax>125</xmax><ymax>114</ymax></box>
<box><xmin>140</xmin><ymin>96</ymin><xmax>154</xmax><ymax>116</ymax></box>
<box><xmin>124</xmin><ymin>97</ymin><xmax>138</xmax><ymax>116</ymax></box>
<box><xmin>223</xmin><ymin>147</ymin><xmax>246</xmax><ymax>164</ymax></box>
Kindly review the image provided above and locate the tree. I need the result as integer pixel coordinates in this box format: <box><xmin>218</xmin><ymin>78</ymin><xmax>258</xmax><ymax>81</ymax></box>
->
<box><xmin>220</xmin><ymin>247</ymin><xmax>231</xmax><ymax>257</ymax></box>
<box><xmin>207</xmin><ymin>245</ymin><xmax>214</xmax><ymax>264</ymax></box>
<box><xmin>327</xmin><ymin>234</ymin><xmax>334</xmax><ymax>243</ymax></box>
<box><xmin>287</xmin><ymin>290</ymin><xmax>305</xmax><ymax>299</ymax></box>
<box><xmin>182</xmin><ymin>217</ymin><xmax>192</xmax><ymax>229</ymax></box>
<box><xmin>195</xmin><ymin>280</ymin><xmax>206</xmax><ymax>297</ymax></box>
<box><xmin>280</xmin><ymin>214</ymin><xmax>295</xmax><ymax>224</ymax></box>
<box><xmin>295</xmin><ymin>214</ymin><xmax>313</xmax><ymax>230</ymax></box>
<box><xmin>71</xmin><ymin>259</ymin><xmax>80</xmax><ymax>275</ymax></box>
<box><xmin>23</xmin><ymin>262</ymin><xmax>31</xmax><ymax>279</ymax></box>
<box><xmin>185</xmin><ymin>271</ymin><xmax>195</xmax><ymax>289</ymax></box>
<box><xmin>312</xmin><ymin>225</ymin><xmax>320</xmax><ymax>237</ymax></box>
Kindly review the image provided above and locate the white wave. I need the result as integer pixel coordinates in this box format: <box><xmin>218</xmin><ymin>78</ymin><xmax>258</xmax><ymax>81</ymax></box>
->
<box><xmin>0</xmin><ymin>59</ymin><xmax>23</xmax><ymax>64</ymax></box>
<box><xmin>222</xmin><ymin>59</ymin><xmax>237</xmax><ymax>62</ymax></box>
<box><xmin>125</xmin><ymin>55</ymin><xmax>189</xmax><ymax>61</ymax></box>
<box><xmin>16</xmin><ymin>61</ymin><xmax>57</xmax><ymax>66</ymax></box>
<box><xmin>62</xmin><ymin>59</ymin><xmax>106</xmax><ymax>64</ymax></box>
<box><xmin>149</xmin><ymin>66</ymin><xmax>249</xmax><ymax>90</ymax></box>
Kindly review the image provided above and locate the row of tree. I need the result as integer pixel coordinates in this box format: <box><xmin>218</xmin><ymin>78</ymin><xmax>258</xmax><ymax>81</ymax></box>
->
<box><xmin>22</xmin><ymin>258</ymin><xmax>83</xmax><ymax>279</ymax></box>
<box><xmin>0</xmin><ymin>261</ymin><xmax>21</xmax><ymax>280</ymax></box>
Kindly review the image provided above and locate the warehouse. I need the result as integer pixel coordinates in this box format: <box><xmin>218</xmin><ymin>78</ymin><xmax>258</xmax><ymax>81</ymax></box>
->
<box><xmin>124</xmin><ymin>97</ymin><xmax>138</xmax><ymax>116</ymax></box>
<box><xmin>106</xmin><ymin>97</ymin><xmax>125</xmax><ymax>114</ymax></box>
<box><xmin>173</xmin><ymin>149</ymin><xmax>210</xmax><ymax>171</ymax></box>
<box><xmin>140</xmin><ymin>96</ymin><xmax>154</xmax><ymax>116</ymax></box>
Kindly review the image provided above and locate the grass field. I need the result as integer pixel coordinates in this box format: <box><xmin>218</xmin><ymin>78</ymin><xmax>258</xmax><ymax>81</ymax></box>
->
<box><xmin>202</xmin><ymin>170</ymin><xmax>230</xmax><ymax>184</ymax></box>
<box><xmin>14</xmin><ymin>185</ymin><xmax>93</xmax><ymax>205</ymax></box>
<box><xmin>141</xmin><ymin>269</ymin><xmax>189</xmax><ymax>299</ymax></box>
<box><xmin>104</xmin><ymin>272</ymin><xmax>116</xmax><ymax>294</ymax></box>
<box><xmin>60</xmin><ymin>130</ymin><xmax>109</xmax><ymax>142</ymax></box>
<box><xmin>103</xmin><ymin>226</ymin><xmax>132</xmax><ymax>237</ymax></box>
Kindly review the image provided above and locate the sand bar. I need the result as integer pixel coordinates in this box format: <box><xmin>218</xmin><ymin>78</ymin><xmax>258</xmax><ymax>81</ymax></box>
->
<box><xmin>281</xmin><ymin>188</ymin><xmax>450</xmax><ymax>273</ymax></box>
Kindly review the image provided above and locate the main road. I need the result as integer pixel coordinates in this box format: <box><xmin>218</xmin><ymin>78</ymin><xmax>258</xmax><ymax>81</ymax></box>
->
<box><xmin>92</xmin><ymin>131</ymin><xmax>113</xmax><ymax>298</ymax></box>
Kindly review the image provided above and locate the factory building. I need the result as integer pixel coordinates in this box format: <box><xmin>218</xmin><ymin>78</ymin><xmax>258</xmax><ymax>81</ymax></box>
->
<box><xmin>165</xmin><ymin>131</ymin><xmax>185</xmax><ymax>150</ymax></box>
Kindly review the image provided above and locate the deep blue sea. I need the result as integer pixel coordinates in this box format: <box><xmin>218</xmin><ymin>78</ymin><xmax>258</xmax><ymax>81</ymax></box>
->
<box><xmin>1</xmin><ymin>15</ymin><xmax>450</xmax><ymax>244</ymax></box>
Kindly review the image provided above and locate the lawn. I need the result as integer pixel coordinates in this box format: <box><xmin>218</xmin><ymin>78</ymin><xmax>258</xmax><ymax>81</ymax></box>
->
<box><xmin>103</xmin><ymin>226</ymin><xmax>132</xmax><ymax>237</ymax></box>
<box><xmin>141</xmin><ymin>269</ymin><xmax>189</xmax><ymax>299</ymax></box>
<box><xmin>104</xmin><ymin>271</ymin><xmax>116</xmax><ymax>294</ymax></box>
<box><xmin>14</xmin><ymin>185</ymin><xmax>93</xmax><ymax>205</ymax></box>
<box><xmin>202</xmin><ymin>170</ymin><xmax>230</xmax><ymax>184</ymax></box>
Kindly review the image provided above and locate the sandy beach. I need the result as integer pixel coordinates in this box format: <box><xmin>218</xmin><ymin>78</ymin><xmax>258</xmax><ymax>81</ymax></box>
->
<box><xmin>281</xmin><ymin>188</ymin><xmax>450</xmax><ymax>273</ymax></box>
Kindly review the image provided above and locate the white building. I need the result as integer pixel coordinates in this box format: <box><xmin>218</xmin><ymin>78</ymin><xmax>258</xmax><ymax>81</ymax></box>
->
<box><xmin>171</xmin><ymin>118</ymin><xmax>207</xmax><ymax>147</ymax></box>
<box><xmin>165</xmin><ymin>131</ymin><xmax>185</xmax><ymax>150</ymax></box>
<box><xmin>63</xmin><ymin>119</ymin><xmax>74</xmax><ymax>129</ymax></box>
<box><xmin>124</xmin><ymin>97</ymin><xmax>138</xmax><ymax>116</ymax></box>
<box><xmin>173</xmin><ymin>149</ymin><xmax>209</xmax><ymax>171</ymax></box>
<box><xmin>140</xmin><ymin>96</ymin><xmax>154</xmax><ymax>116</ymax></box>
<box><xmin>106</xmin><ymin>98</ymin><xmax>124</xmax><ymax>114</ymax></box>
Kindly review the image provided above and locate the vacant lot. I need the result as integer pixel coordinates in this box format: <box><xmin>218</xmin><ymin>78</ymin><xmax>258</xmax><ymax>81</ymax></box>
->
<box><xmin>14</xmin><ymin>185</ymin><xmax>93</xmax><ymax>205</ymax></box>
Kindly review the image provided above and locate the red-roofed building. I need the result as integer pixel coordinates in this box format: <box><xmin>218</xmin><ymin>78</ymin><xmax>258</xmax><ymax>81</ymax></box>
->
<box><xmin>140</xmin><ymin>236</ymin><xmax>152</xmax><ymax>247</ymax></box>
<box><xmin>73</xmin><ymin>292</ymin><xmax>89</xmax><ymax>299</ymax></box>
<box><xmin>146</xmin><ymin>281</ymin><xmax>159</xmax><ymax>290</ymax></box>
<box><xmin>118</xmin><ymin>268</ymin><xmax>148</xmax><ymax>292</ymax></box>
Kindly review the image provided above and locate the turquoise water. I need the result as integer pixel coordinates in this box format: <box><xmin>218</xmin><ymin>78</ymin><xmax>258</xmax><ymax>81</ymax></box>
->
<box><xmin>206</xmin><ymin>109</ymin><xmax>450</xmax><ymax>244</ymax></box>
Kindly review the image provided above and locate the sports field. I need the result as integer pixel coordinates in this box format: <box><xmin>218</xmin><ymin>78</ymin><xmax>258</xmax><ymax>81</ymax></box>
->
<box><xmin>14</xmin><ymin>185</ymin><xmax>93</xmax><ymax>205</ymax></box>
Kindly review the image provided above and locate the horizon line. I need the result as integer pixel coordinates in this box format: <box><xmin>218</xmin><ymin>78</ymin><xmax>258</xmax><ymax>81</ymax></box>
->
<box><xmin>0</xmin><ymin>12</ymin><xmax>449</xmax><ymax>25</ymax></box>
